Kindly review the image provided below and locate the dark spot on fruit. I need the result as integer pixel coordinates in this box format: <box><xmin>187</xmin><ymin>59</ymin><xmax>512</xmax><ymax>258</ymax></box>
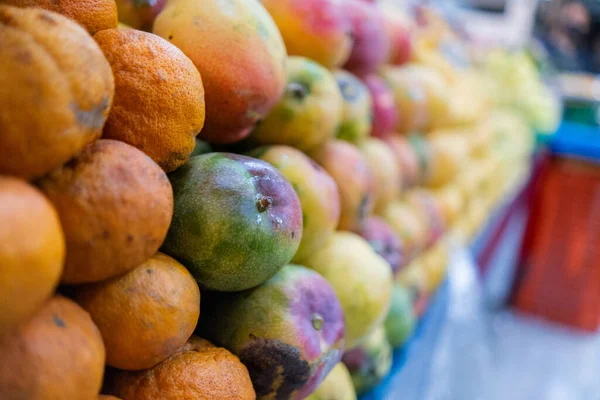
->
<box><xmin>71</xmin><ymin>96</ymin><xmax>110</xmax><ymax>130</ymax></box>
<box><xmin>53</xmin><ymin>315</ymin><xmax>65</xmax><ymax>328</ymax></box>
<box><xmin>168</xmin><ymin>35</ymin><xmax>173</xmax><ymax>40</ymax></box>
<box><xmin>256</xmin><ymin>195</ymin><xmax>273</xmax><ymax>213</ymax></box>
<box><xmin>288</xmin><ymin>82</ymin><xmax>308</xmax><ymax>102</ymax></box>
<box><xmin>249</xmin><ymin>333</ymin><xmax>257</xmax><ymax>340</ymax></box>
<box><xmin>127</xmin><ymin>234</ymin><xmax>134</xmax><ymax>243</ymax></box>
<box><xmin>308</xmin><ymin>158</ymin><xmax>322</xmax><ymax>172</ymax></box>
<box><xmin>239</xmin><ymin>338</ymin><xmax>310</xmax><ymax>399</ymax></box>
<box><xmin>347</xmin><ymin>30</ymin><xmax>356</xmax><ymax>42</ymax></box>
<box><xmin>38</xmin><ymin>13</ymin><xmax>57</xmax><ymax>25</ymax></box>
<box><xmin>291</xmin><ymin>231</ymin><xmax>295</xmax><ymax>239</ymax></box>
<box><xmin>102</xmin><ymin>230</ymin><xmax>110</xmax><ymax>239</ymax></box>
<box><xmin>359</xmin><ymin>194</ymin><xmax>370</xmax><ymax>220</ymax></box>
<box><xmin>146</xmin><ymin>268</ymin><xmax>153</xmax><ymax>274</ymax></box>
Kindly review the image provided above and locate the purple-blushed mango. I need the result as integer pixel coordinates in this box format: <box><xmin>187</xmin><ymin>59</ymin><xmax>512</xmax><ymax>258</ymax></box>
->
<box><xmin>262</xmin><ymin>0</ymin><xmax>352</xmax><ymax>69</ymax></box>
<box><xmin>334</xmin><ymin>70</ymin><xmax>373</xmax><ymax>145</ymax></box>
<box><xmin>380</xmin><ymin>5</ymin><xmax>414</xmax><ymax>66</ymax></box>
<box><xmin>115</xmin><ymin>0</ymin><xmax>165</xmax><ymax>31</ymax></box>
<box><xmin>383</xmin><ymin>135</ymin><xmax>421</xmax><ymax>189</ymax></box>
<box><xmin>343</xmin><ymin>0</ymin><xmax>390</xmax><ymax>77</ymax></box>
<box><xmin>359</xmin><ymin>138</ymin><xmax>401</xmax><ymax>213</ymax></box>
<box><xmin>249</xmin><ymin>56</ymin><xmax>343</xmax><ymax>152</ymax></box>
<box><xmin>357</xmin><ymin>217</ymin><xmax>405</xmax><ymax>277</ymax></box>
<box><xmin>384</xmin><ymin>284</ymin><xmax>416</xmax><ymax>349</ymax></box>
<box><xmin>309</xmin><ymin>140</ymin><xmax>374</xmax><ymax>232</ymax></box>
<box><xmin>380</xmin><ymin>201</ymin><xmax>429</xmax><ymax>263</ymax></box>
<box><xmin>153</xmin><ymin>0</ymin><xmax>287</xmax><ymax>145</ymax></box>
<box><xmin>363</xmin><ymin>75</ymin><xmax>399</xmax><ymax>140</ymax></box>
<box><xmin>162</xmin><ymin>153</ymin><xmax>302</xmax><ymax>292</ymax></box>
<box><xmin>405</xmin><ymin>189</ymin><xmax>446</xmax><ymax>248</ymax></box>
<box><xmin>342</xmin><ymin>326</ymin><xmax>392</xmax><ymax>395</ymax></box>
<box><xmin>302</xmin><ymin>232</ymin><xmax>392</xmax><ymax>349</ymax></box>
<box><xmin>250</xmin><ymin>146</ymin><xmax>341</xmax><ymax>263</ymax></box>
<box><xmin>198</xmin><ymin>265</ymin><xmax>345</xmax><ymax>400</ymax></box>
<box><xmin>306</xmin><ymin>363</ymin><xmax>357</xmax><ymax>400</ymax></box>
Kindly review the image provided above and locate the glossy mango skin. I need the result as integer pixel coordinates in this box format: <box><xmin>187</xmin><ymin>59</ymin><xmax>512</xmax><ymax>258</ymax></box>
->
<box><xmin>154</xmin><ymin>0</ymin><xmax>287</xmax><ymax>145</ymax></box>
<box><xmin>162</xmin><ymin>153</ymin><xmax>302</xmax><ymax>292</ymax></box>
<box><xmin>249</xmin><ymin>56</ymin><xmax>343</xmax><ymax>152</ymax></box>
<box><xmin>262</xmin><ymin>0</ymin><xmax>352</xmax><ymax>69</ymax></box>
<box><xmin>198</xmin><ymin>265</ymin><xmax>345</xmax><ymax>400</ymax></box>
<box><xmin>250</xmin><ymin>145</ymin><xmax>340</xmax><ymax>263</ymax></box>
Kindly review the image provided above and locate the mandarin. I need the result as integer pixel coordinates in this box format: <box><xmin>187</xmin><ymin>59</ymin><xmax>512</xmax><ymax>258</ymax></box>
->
<box><xmin>0</xmin><ymin>6</ymin><xmax>114</xmax><ymax>180</ymax></box>
<box><xmin>95</xmin><ymin>28</ymin><xmax>205</xmax><ymax>172</ymax></box>
<box><xmin>75</xmin><ymin>253</ymin><xmax>200</xmax><ymax>371</ymax></box>
<box><xmin>38</xmin><ymin>139</ymin><xmax>173</xmax><ymax>284</ymax></box>
<box><xmin>0</xmin><ymin>296</ymin><xmax>105</xmax><ymax>400</ymax></box>
<box><xmin>0</xmin><ymin>177</ymin><xmax>65</xmax><ymax>334</ymax></box>
<box><xmin>108</xmin><ymin>336</ymin><xmax>255</xmax><ymax>400</ymax></box>
<box><xmin>0</xmin><ymin>0</ymin><xmax>117</xmax><ymax>35</ymax></box>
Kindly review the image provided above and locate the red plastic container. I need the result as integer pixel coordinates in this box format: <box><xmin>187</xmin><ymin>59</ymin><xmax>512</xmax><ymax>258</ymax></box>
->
<box><xmin>513</xmin><ymin>155</ymin><xmax>600</xmax><ymax>331</ymax></box>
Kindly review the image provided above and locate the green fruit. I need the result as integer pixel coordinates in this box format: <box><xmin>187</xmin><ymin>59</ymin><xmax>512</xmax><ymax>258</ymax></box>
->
<box><xmin>249</xmin><ymin>56</ymin><xmax>343</xmax><ymax>152</ymax></box>
<box><xmin>384</xmin><ymin>284</ymin><xmax>416</xmax><ymax>348</ymax></box>
<box><xmin>306</xmin><ymin>363</ymin><xmax>357</xmax><ymax>400</ymax></box>
<box><xmin>162</xmin><ymin>153</ymin><xmax>303</xmax><ymax>291</ymax></box>
<box><xmin>302</xmin><ymin>232</ymin><xmax>392</xmax><ymax>349</ymax></box>
<box><xmin>198</xmin><ymin>265</ymin><xmax>345</xmax><ymax>400</ymax></box>
<box><xmin>342</xmin><ymin>326</ymin><xmax>392</xmax><ymax>395</ymax></box>
<box><xmin>334</xmin><ymin>70</ymin><xmax>373</xmax><ymax>144</ymax></box>
<box><xmin>250</xmin><ymin>145</ymin><xmax>340</xmax><ymax>263</ymax></box>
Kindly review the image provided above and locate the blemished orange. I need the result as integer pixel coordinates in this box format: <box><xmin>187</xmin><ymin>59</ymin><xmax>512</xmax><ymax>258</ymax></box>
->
<box><xmin>74</xmin><ymin>253</ymin><xmax>201</xmax><ymax>371</ymax></box>
<box><xmin>0</xmin><ymin>177</ymin><xmax>65</xmax><ymax>335</ymax></box>
<box><xmin>0</xmin><ymin>0</ymin><xmax>118</xmax><ymax>35</ymax></box>
<box><xmin>108</xmin><ymin>336</ymin><xmax>256</xmax><ymax>400</ymax></box>
<box><xmin>95</xmin><ymin>28</ymin><xmax>205</xmax><ymax>172</ymax></box>
<box><xmin>0</xmin><ymin>296</ymin><xmax>106</xmax><ymax>400</ymax></box>
<box><xmin>38</xmin><ymin>139</ymin><xmax>173</xmax><ymax>284</ymax></box>
<box><xmin>0</xmin><ymin>6</ymin><xmax>114</xmax><ymax>180</ymax></box>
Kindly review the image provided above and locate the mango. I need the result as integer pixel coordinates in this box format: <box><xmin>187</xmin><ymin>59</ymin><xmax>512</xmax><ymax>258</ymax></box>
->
<box><xmin>250</xmin><ymin>146</ymin><xmax>340</xmax><ymax>263</ymax></box>
<box><xmin>380</xmin><ymin>200</ymin><xmax>429</xmax><ymax>262</ymax></box>
<box><xmin>306</xmin><ymin>363</ymin><xmax>357</xmax><ymax>400</ymax></box>
<box><xmin>380</xmin><ymin>66</ymin><xmax>429</xmax><ymax>134</ymax></box>
<box><xmin>262</xmin><ymin>0</ymin><xmax>352</xmax><ymax>69</ymax></box>
<box><xmin>357</xmin><ymin>217</ymin><xmax>405</xmax><ymax>277</ymax></box>
<box><xmin>302</xmin><ymin>232</ymin><xmax>392</xmax><ymax>349</ymax></box>
<box><xmin>342</xmin><ymin>326</ymin><xmax>392</xmax><ymax>395</ymax></box>
<box><xmin>334</xmin><ymin>70</ymin><xmax>373</xmax><ymax>145</ymax></box>
<box><xmin>359</xmin><ymin>138</ymin><xmax>402</xmax><ymax>213</ymax></box>
<box><xmin>153</xmin><ymin>0</ymin><xmax>286</xmax><ymax>144</ymax></box>
<box><xmin>309</xmin><ymin>140</ymin><xmax>374</xmax><ymax>232</ymax></box>
<box><xmin>162</xmin><ymin>153</ymin><xmax>302</xmax><ymax>292</ymax></box>
<box><xmin>249</xmin><ymin>56</ymin><xmax>343</xmax><ymax>152</ymax></box>
<box><xmin>198</xmin><ymin>265</ymin><xmax>345</xmax><ymax>400</ymax></box>
<box><xmin>115</xmin><ymin>0</ymin><xmax>165</xmax><ymax>31</ymax></box>
<box><xmin>384</xmin><ymin>284</ymin><xmax>416</xmax><ymax>349</ymax></box>
<box><xmin>405</xmin><ymin>189</ymin><xmax>446</xmax><ymax>248</ymax></box>
<box><xmin>383</xmin><ymin>136</ymin><xmax>421</xmax><ymax>189</ymax></box>
<box><xmin>363</xmin><ymin>75</ymin><xmax>399</xmax><ymax>139</ymax></box>
<box><xmin>343</xmin><ymin>0</ymin><xmax>390</xmax><ymax>77</ymax></box>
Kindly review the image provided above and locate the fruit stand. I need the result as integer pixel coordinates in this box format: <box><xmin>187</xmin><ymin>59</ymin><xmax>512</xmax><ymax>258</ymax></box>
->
<box><xmin>0</xmin><ymin>1</ymin><xmax>561</xmax><ymax>399</ymax></box>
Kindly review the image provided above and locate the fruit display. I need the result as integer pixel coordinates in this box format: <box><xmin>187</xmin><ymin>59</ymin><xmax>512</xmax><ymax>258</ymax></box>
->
<box><xmin>0</xmin><ymin>1</ymin><xmax>557</xmax><ymax>399</ymax></box>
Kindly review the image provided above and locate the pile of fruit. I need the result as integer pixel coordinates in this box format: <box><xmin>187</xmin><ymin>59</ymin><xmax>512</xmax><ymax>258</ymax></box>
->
<box><xmin>0</xmin><ymin>1</ymin><xmax>551</xmax><ymax>399</ymax></box>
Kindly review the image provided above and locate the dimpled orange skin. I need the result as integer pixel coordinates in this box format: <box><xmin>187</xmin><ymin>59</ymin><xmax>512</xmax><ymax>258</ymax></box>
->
<box><xmin>74</xmin><ymin>253</ymin><xmax>200</xmax><ymax>371</ymax></box>
<box><xmin>109</xmin><ymin>337</ymin><xmax>256</xmax><ymax>400</ymax></box>
<box><xmin>0</xmin><ymin>0</ymin><xmax>118</xmax><ymax>35</ymax></box>
<box><xmin>0</xmin><ymin>6</ymin><xmax>114</xmax><ymax>180</ymax></box>
<box><xmin>95</xmin><ymin>28</ymin><xmax>206</xmax><ymax>172</ymax></box>
<box><xmin>0</xmin><ymin>296</ymin><xmax>106</xmax><ymax>400</ymax></box>
<box><xmin>38</xmin><ymin>139</ymin><xmax>173</xmax><ymax>285</ymax></box>
<box><xmin>153</xmin><ymin>0</ymin><xmax>287</xmax><ymax>145</ymax></box>
<box><xmin>0</xmin><ymin>177</ymin><xmax>65</xmax><ymax>335</ymax></box>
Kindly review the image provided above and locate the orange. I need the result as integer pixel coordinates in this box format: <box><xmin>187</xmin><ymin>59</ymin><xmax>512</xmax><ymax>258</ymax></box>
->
<box><xmin>0</xmin><ymin>0</ymin><xmax>118</xmax><ymax>35</ymax></box>
<box><xmin>74</xmin><ymin>253</ymin><xmax>201</xmax><ymax>371</ymax></box>
<box><xmin>0</xmin><ymin>177</ymin><xmax>64</xmax><ymax>334</ymax></box>
<box><xmin>38</xmin><ymin>139</ymin><xmax>173</xmax><ymax>284</ymax></box>
<box><xmin>0</xmin><ymin>6</ymin><xmax>114</xmax><ymax>180</ymax></box>
<box><xmin>95</xmin><ymin>28</ymin><xmax>205</xmax><ymax>172</ymax></box>
<box><xmin>108</xmin><ymin>336</ymin><xmax>256</xmax><ymax>400</ymax></box>
<box><xmin>0</xmin><ymin>295</ymin><xmax>106</xmax><ymax>400</ymax></box>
